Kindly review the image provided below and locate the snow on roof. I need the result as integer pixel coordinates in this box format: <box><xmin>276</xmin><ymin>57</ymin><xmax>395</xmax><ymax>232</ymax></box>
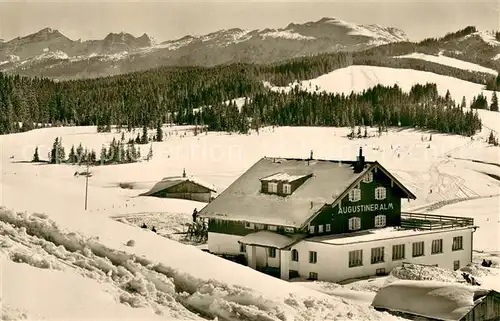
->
<box><xmin>238</xmin><ymin>231</ymin><xmax>305</xmax><ymax>249</ymax></box>
<box><xmin>372</xmin><ymin>280</ymin><xmax>492</xmax><ymax>321</ymax></box>
<box><xmin>260</xmin><ymin>172</ymin><xmax>312</xmax><ymax>183</ymax></box>
<box><xmin>308</xmin><ymin>226</ymin><xmax>472</xmax><ymax>245</ymax></box>
<box><xmin>199</xmin><ymin>157</ymin><xmax>372</xmax><ymax>227</ymax></box>
<box><xmin>140</xmin><ymin>175</ymin><xmax>216</xmax><ymax>197</ymax></box>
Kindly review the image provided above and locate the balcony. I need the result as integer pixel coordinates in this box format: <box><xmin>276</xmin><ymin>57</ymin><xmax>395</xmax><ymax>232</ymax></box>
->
<box><xmin>401</xmin><ymin>212</ymin><xmax>474</xmax><ymax>230</ymax></box>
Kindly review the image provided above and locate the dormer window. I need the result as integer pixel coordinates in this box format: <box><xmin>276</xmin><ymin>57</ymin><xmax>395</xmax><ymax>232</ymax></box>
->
<box><xmin>375</xmin><ymin>187</ymin><xmax>387</xmax><ymax>200</ymax></box>
<box><xmin>349</xmin><ymin>188</ymin><xmax>361</xmax><ymax>202</ymax></box>
<box><xmin>362</xmin><ymin>172</ymin><xmax>373</xmax><ymax>183</ymax></box>
<box><xmin>260</xmin><ymin>172</ymin><xmax>312</xmax><ymax>196</ymax></box>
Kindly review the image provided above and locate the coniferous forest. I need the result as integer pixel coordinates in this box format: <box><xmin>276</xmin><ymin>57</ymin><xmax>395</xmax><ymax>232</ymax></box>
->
<box><xmin>0</xmin><ymin>55</ymin><xmax>485</xmax><ymax>137</ymax></box>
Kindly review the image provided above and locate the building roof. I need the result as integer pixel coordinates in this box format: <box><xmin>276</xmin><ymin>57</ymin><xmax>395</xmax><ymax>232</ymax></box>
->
<box><xmin>372</xmin><ymin>280</ymin><xmax>493</xmax><ymax>321</ymax></box>
<box><xmin>140</xmin><ymin>176</ymin><xmax>216</xmax><ymax>197</ymax></box>
<box><xmin>198</xmin><ymin>157</ymin><xmax>373</xmax><ymax>227</ymax></box>
<box><xmin>238</xmin><ymin>231</ymin><xmax>305</xmax><ymax>249</ymax></box>
<box><xmin>199</xmin><ymin>155</ymin><xmax>416</xmax><ymax>228</ymax></box>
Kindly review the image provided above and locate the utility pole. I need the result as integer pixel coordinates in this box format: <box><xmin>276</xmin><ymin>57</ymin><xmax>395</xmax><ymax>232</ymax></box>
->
<box><xmin>84</xmin><ymin>159</ymin><xmax>89</xmax><ymax>211</ymax></box>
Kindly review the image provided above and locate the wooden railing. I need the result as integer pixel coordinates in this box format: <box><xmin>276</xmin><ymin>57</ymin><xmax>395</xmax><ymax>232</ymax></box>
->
<box><xmin>401</xmin><ymin>212</ymin><xmax>474</xmax><ymax>230</ymax></box>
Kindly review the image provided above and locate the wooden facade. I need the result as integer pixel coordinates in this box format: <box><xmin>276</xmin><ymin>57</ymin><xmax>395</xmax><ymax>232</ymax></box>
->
<box><xmin>207</xmin><ymin>219</ymin><xmax>297</xmax><ymax>236</ymax></box>
<box><xmin>460</xmin><ymin>291</ymin><xmax>500</xmax><ymax>321</ymax></box>
<box><xmin>146</xmin><ymin>180</ymin><xmax>213</xmax><ymax>203</ymax></box>
<box><xmin>307</xmin><ymin>166</ymin><xmax>404</xmax><ymax>235</ymax></box>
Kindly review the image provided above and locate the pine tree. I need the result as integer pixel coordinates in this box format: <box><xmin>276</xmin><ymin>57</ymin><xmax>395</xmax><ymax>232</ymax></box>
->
<box><xmin>445</xmin><ymin>90</ymin><xmax>451</xmax><ymax>102</ymax></box>
<box><xmin>141</xmin><ymin>125</ymin><xmax>148</xmax><ymax>144</ymax></box>
<box><xmin>490</xmin><ymin>91</ymin><xmax>498</xmax><ymax>112</ymax></box>
<box><xmin>76</xmin><ymin>143</ymin><xmax>84</xmax><ymax>164</ymax></box>
<box><xmin>488</xmin><ymin>131</ymin><xmax>498</xmax><ymax>146</ymax></box>
<box><xmin>461</xmin><ymin>96</ymin><xmax>467</xmax><ymax>109</ymax></box>
<box><xmin>32</xmin><ymin>146</ymin><xmax>40</xmax><ymax>162</ymax></box>
<box><xmin>100</xmin><ymin>145</ymin><xmax>107</xmax><ymax>165</ymax></box>
<box><xmin>57</xmin><ymin>138</ymin><xmax>65</xmax><ymax>163</ymax></box>
<box><xmin>146</xmin><ymin>143</ymin><xmax>153</xmax><ymax>161</ymax></box>
<box><xmin>68</xmin><ymin>145</ymin><xmax>77</xmax><ymax>164</ymax></box>
<box><xmin>155</xmin><ymin>121</ymin><xmax>163</xmax><ymax>142</ymax></box>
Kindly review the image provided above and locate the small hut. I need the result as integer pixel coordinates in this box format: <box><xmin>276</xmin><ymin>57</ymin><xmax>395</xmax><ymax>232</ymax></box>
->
<box><xmin>140</xmin><ymin>169</ymin><xmax>216</xmax><ymax>203</ymax></box>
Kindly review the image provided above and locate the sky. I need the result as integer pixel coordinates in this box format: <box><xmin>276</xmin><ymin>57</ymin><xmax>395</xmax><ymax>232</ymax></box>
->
<box><xmin>0</xmin><ymin>0</ymin><xmax>498</xmax><ymax>43</ymax></box>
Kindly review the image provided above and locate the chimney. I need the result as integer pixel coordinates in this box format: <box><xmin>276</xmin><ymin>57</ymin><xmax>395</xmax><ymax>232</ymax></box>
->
<box><xmin>354</xmin><ymin>147</ymin><xmax>365</xmax><ymax>173</ymax></box>
<box><xmin>182</xmin><ymin>168</ymin><xmax>186</xmax><ymax>178</ymax></box>
<box><xmin>310</xmin><ymin>150</ymin><xmax>313</xmax><ymax>160</ymax></box>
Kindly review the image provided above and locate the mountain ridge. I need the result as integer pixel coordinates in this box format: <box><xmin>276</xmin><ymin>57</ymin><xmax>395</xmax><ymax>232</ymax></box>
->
<box><xmin>0</xmin><ymin>17</ymin><xmax>410</xmax><ymax>79</ymax></box>
<box><xmin>1</xmin><ymin>18</ymin><xmax>499</xmax><ymax>81</ymax></box>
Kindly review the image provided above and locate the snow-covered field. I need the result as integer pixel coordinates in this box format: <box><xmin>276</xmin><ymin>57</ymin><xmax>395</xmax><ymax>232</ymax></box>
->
<box><xmin>1</xmin><ymin>64</ymin><xmax>500</xmax><ymax>320</ymax></box>
<box><xmin>394</xmin><ymin>52</ymin><xmax>498</xmax><ymax>76</ymax></box>
<box><xmin>266</xmin><ymin>65</ymin><xmax>497</xmax><ymax>106</ymax></box>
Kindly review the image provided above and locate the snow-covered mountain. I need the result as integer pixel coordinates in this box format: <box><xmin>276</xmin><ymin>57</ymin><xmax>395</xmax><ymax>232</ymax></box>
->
<box><xmin>0</xmin><ymin>17</ymin><xmax>409</xmax><ymax>79</ymax></box>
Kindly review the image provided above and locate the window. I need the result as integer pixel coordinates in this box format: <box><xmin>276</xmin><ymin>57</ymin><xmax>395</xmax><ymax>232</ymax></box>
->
<box><xmin>375</xmin><ymin>187</ymin><xmax>387</xmax><ymax>200</ymax></box>
<box><xmin>289</xmin><ymin>270</ymin><xmax>299</xmax><ymax>279</ymax></box>
<box><xmin>284</xmin><ymin>227</ymin><xmax>294</xmax><ymax>233</ymax></box>
<box><xmin>255</xmin><ymin>223</ymin><xmax>265</xmax><ymax>230</ymax></box>
<box><xmin>374</xmin><ymin>215</ymin><xmax>386</xmax><ymax>228</ymax></box>
<box><xmin>318</xmin><ymin>225</ymin><xmax>324</xmax><ymax>233</ymax></box>
<box><xmin>412</xmin><ymin>241</ymin><xmax>425</xmax><ymax>257</ymax></box>
<box><xmin>392</xmin><ymin>244</ymin><xmax>405</xmax><ymax>260</ymax></box>
<box><xmin>308</xmin><ymin>272</ymin><xmax>318</xmax><ymax>280</ymax></box>
<box><xmin>245</xmin><ymin>222</ymin><xmax>254</xmax><ymax>229</ymax></box>
<box><xmin>363</xmin><ymin>172</ymin><xmax>373</xmax><ymax>183</ymax></box>
<box><xmin>452</xmin><ymin>236</ymin><xmax>463</xmax><ymax>251</ymax></box>
<box><xmin>239</xmin><ymin>244</ymin><xmax>246</xmax><ymax>253</ymax></box>
<box><xmin>268</xmin><ymin>248</ymin><xmax>276</xmax><ymax>258</ymax></box>
<box><xmin>268</xmin><ymin>182</ymin><xmax>278</xmax><ymax>193</ymax></box>
<box><xmin>453</xmin><ymin>260</ymin><xmax>460</xmax><ymax>271</ymax></box>
<box><xmin>283</xmin><ymin>183</ymin><xmax>292</xmax><ymax>195</ymax></box>
<box><xmin>309</xmin><ymin>251</ymin><xmax>317</xmax><ymax>264</ymax></box>
<box><xmin>349</xmin><ymin>250</ymin><xmax>363</xmax><ymax>267</ymax></box>
<box><xmin>431</xmin><ymin>239</ymin><xmax>443</xmax><ymax>254</ymax></box>
<box><xmin>309</xmin><ymin>225</ymin><xmax>315</xmax><ymax>234</ymax></box>
<box><xmin>325</xmin><ymin>224</ymin><xmax>331</xmax><ymax>232</ymax></box>
<box><xmin>348</xmin><ymin>217</ymin><xmax>361</xmax><ymax>231</ymax></box>
<box><xmin>291</xmin><ymin>249</ymin><xmax>299</xmax><ymax>262</ymax></box>
<box><xmin>371</xmin><ymin>247</ymin><xmax>385</xmax><ymax>264</ymax></box>
<box><xmin>348</xmin><ymin>188</ymin><xmax>361</xmax><ymax>202</ymax></box>
<box><xmin>267</xmin><ymin>225</ymin><xmax>277</xmax><ymax>231</ymax></box>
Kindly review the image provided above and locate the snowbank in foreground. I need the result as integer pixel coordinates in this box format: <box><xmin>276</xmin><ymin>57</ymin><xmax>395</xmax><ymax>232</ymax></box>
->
<box><xmin>1</xmin><ymin>257</ymin><xmax>171</xmax><ymax>321</ymax></box>
<box><xmin>0</xmin><ymin>207</ymin><xmax>399</xmax><ymax>321</ymax></box>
